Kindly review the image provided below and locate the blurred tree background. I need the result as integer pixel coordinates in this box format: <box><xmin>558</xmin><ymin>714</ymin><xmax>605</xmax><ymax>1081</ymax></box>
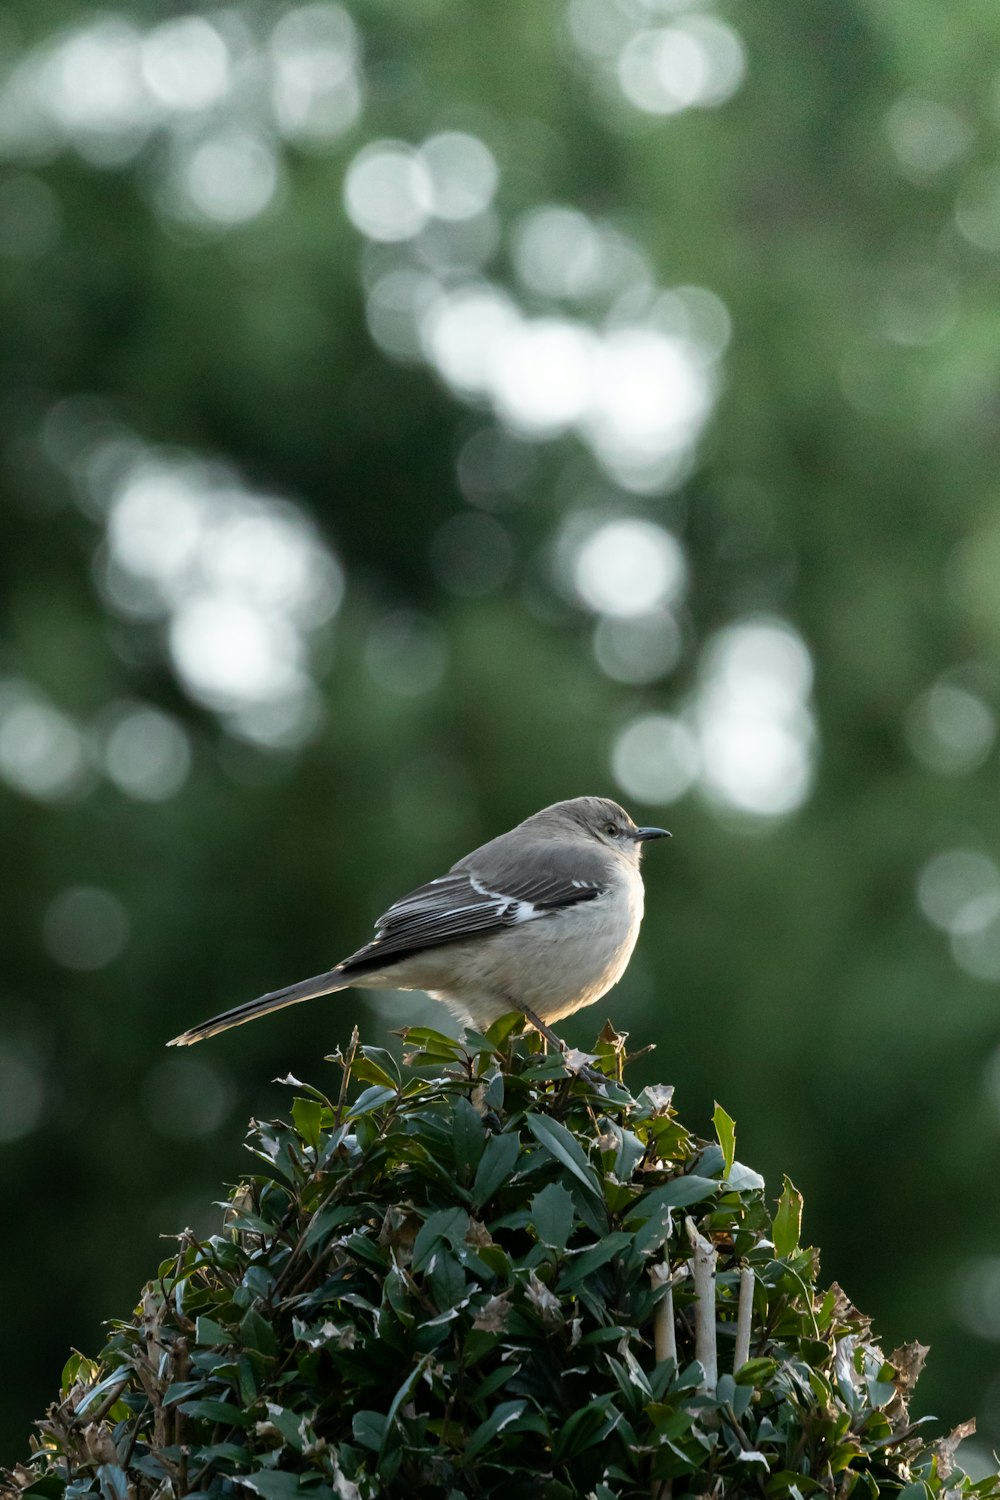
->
<box><xmin>3</xmin><ymin>0</ymin><xmax>1000</xmax><ymax>1470</ymax></box>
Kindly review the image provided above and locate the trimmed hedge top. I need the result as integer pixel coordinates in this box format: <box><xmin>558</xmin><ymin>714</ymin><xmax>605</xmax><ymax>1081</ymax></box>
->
<box><xmin>5</xmin><ymin>1020</ymin><xmax>997</xmax><ymax>1500</ymax></box>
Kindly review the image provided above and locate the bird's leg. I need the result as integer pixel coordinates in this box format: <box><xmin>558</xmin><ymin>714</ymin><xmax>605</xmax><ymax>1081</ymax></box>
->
<box><xmin>519</xmin><ymin>1005</ymin><xmax>567</xmax><ymax>1053</ymax></box>
<box><xmin>519</xmin><ymin>1006</ymin><xmax>607</xmax><ymax>1090</ymax></box>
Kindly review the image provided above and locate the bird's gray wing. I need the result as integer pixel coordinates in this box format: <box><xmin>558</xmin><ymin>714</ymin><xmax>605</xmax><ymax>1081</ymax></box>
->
<box><xmin>336</xmin><ymin>844</ymin><xmax>607</xmax><ymax>976</ymax></box>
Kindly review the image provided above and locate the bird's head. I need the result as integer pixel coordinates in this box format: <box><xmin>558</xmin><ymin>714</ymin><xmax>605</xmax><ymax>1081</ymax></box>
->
<box><xmin>529</xmin><ymin>796</ymin><xmax>671</xmax><ymax>861</ymax></box>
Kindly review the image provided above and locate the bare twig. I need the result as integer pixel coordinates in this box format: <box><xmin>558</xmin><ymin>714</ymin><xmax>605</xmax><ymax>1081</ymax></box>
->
<box><xmin>685</xmin><ymin>1217</ymin><xmax>717</xmax><ymax>1393</ymax></box>
<box><xmin>650</xmin><ymin>1229</ymin><xmax>677</xmax><ymax>1366</ymax></box>
<box><xmin>334</xmin><ymin>1026</ymin><xmax>360</xmax><ymax>1127</ymax></box>
<box><xmin>734</xmin><ymin>1265</ymin><xmax>754</xmax><ymax>1372</ymax></box>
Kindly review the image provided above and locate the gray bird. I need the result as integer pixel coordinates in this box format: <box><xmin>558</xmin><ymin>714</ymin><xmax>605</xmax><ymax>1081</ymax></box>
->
<box><xmin>167</xmin><ymin>796</ymin><xmax>669</xmax><ymax>1050</ymax></box>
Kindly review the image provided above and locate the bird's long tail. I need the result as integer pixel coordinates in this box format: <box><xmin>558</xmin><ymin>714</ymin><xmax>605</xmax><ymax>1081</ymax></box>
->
<box><xmin>167</xmin><ymin>969</ymin><xmax>347</xmax><ymax>1046</ymax></box>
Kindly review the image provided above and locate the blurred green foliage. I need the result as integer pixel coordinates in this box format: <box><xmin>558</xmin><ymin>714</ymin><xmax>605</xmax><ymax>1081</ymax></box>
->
<box><xmin>3</xmin><ymin>0</ymin><xmax>1000</xmax><ymax>1470</ymax></box>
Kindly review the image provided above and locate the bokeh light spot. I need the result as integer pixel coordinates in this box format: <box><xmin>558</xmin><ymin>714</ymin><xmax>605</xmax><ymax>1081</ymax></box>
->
<box><xmin>916</xmin><ymin>849</ymin><xmax>1000</xmax><ymax>935</ymax></box>
<box><xmin>593</xmin><ymin>610</ymin><xmax>682</xmax><ymax>684</ymax></box>
<box><xmin>141</xmin><ymin>17</ymin><xmax>231</xmax><ymax>113</ymax></box>
<box><xmin>343</xmin><ymin>140</ymin><xmax>432</xmax><ymax>242</ymax></box>
<box><xmin>512</xmin><ymin>205</ymin><xmax>604</xmax><ymax>300</ymax></box>
<box><xmin>422</xmin><ymin>284</ymin><xmax>520</xmax><ymax>395</ymax></box>
<box><xmin>418</xmin><ymin>131</ymin><xmax>498</xmax><ymax>221</ymax></box>
<box><xmin>955</xmin><ymin>167</ymin><xmax>1000</xmax><ymax>253</ymax></box>
<box><xmin>95</xmin><ymin>441</ymin><xmax>343</xmax><ymax>744</ymax></box>
<box><xmin>43</xmin><ymin>886</ymin><xmax>130</xmax><ymax>971</ymax></box>
<box><xmin>170</xmin><ymin>597</ymin><xmax>305</xmax><ymax>711</ymax></box>
<box><xmin>692</xmin><ymin>618</ymin><xmax>816</xmax><ymax>819</ymax></box>
<box><xmin>270</xmin><ymin>3</ymin><xmax>362</xmax><ymax>144</ymax></box>
<box><xmin>455</xmin><ymin>427</ymin><xmax>536</xmax><ymax>510</ymax></box>
<box><xmin>953</xmin><ymin>1256</ymin><xmax>1000</xmax><ymax>1340</ymax></box>
<box><xmin>573</xmin><ymin>518</ymin><xmax>686</xmax><ymax>618</ymax></box>
<box><xmin>0</xmin><ymin>683</ymin><xmax>87</xmax><ymax>801</ymax></box>
<box><xmin>906</xmin><ymin>680</ymin><xmax>996</xmax><ymax>776</ymax></box>
<box><xmin>0</xmin><ymin>1046</ymin><xmax>45</xmax><ymax>1143</ymax></box>
<box><xmin>884</xmin><ymin>96</ymin><xmax>971</xmax><ymax>183</ymax></box>
<box><xmin>952</xmin><ymin>918</ymin><xmax>1000</xmax><ymax>984</ymax></box>
<box><xmin>617</xmin><ymin>19</ymin><xmax>745</xmax><ymax>116</ymax></box>
<box><xmin>101</xmin><ymin>703</ymin><xmax>192</xmax><ymax>801</ymax></box>
<box><xmin>176</xmin><ymin>128</ymin><xmax>281</xmax><ymax>226</ymax></box>
<box><xmin>611</xmin><ymin>714</ymin><xmax>699</xmax><ymax>805</ymax></box>
<box><xmin>492</xmin><ymin>318</ymin><xmax>597</xmax><ymax>435</ymax></box>
<box><xmin>142</xmin><ymin>1056</ymin><xmax>235</xmax><ymax>1140</ymax></box>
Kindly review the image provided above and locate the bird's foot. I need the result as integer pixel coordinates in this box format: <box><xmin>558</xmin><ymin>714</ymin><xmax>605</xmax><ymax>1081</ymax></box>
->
<box><xmin>561</xmin><ymin>1048</ymin><xmax>611</xmax><ymax>1091</ymax></box>
<box><xmin>518</xmin><ymin>1006</ymin><xmax>610</xmax><ymax>1090</ymax></box>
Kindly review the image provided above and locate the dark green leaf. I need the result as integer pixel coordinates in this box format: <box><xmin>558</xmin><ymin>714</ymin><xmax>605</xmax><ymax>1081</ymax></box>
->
<box><xmin>464</xmin><ymin>1400</ymin><xmax>528</xmax><ymax>1460</ymax></box>
<box><xmin>530</xmin><ymin>1181</ymin><xmax>575</xmax><ymax>1251</ymax></box>
<box><xmin>412</xmin><ymin>1207</ymin><xmax>469</xmax><ymax>1271</ymax></box>
<box><xmin>624</xmin><ymin>1176</ymin><xmax>719</xmax><ymax>1221</ymax></box>
<box><xmin>240</xmin><ymin>1307</ymin><xmax>278</xmax><ymax>1358</ymax></box>
<box><xmin>525</xmin><ymin>1113</ymin><xmax>603</xmax><ymax>1201</ymax></box>
<box><xmin>352</xmin><ymin>1410</ymin><xmax>387</xmax><ymax>1452</ymax></box>
<box><xmin>194</xmin><ymin>1316</ymin><xmax>232</xmax><ymax>1347</ymax></box>
<box><xmin>556</xmin><ymin>1232</ymin><xmax>633</xmax><ymax>1291</ymax></box>
<box><xmin>177</xmin><ymin>1399</ymin><xmax>254</xmax><ymax>1427</ymax></box>
<box><xmin>347</xmin><ymin>1085</ymin><xmax>397</xmax><ymax>1118</ymax></box>
<box><xmin>241</xmin><ymin>1472</ymin><xmax>312</xmax><ymax>1500</ymax></box>
<box><xmin>472</xmin><ymin>1130</ymin><xmax>520</xmax><ymax>1207</ymax></box>
<box><xmin>453</xmin><ymin>1095</ymin><xmax>486</xmax><ymax>1183</ymax></box>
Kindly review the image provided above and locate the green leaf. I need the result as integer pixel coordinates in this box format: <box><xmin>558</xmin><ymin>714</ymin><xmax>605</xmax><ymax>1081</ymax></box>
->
<box><xmin>472</xmin><ymin>1130</ymin><xmax>520</xmax><ymax>1207</ymax></box>
<box><xmin>556</xmin><ymin>1232</ymin><xmax>633</xmax><ymax>1291</ymax></box>
<box><xmin>525</xmin><ymin>1113</ymin><xmax>603</xmax><ymax>1202</ymax></box>
<box><xmin>241</xmin><ymin>1472</ymin><xmax>312</xmax><ymax>1500</ymax></box>
<box><xmin>530</xmin><ymin>1181</ymin><xmax>575</xmax><ymax>1251</ymax></box>
<box><xmin>398</xmin><ymin>1027</ymin><xmax>467</xmax><ymax>1061</ymax></box>
<box><xmin>347</xmin><ymin>1084</ymin><xmax>398</xmax><ymax>1118</ymax></box>
<box><xmin>713</xmin><ymin>1102</ymin><xmax>736</xmax><ymax>1178</ymax></box>
<box><xmin>291</xmin><ymin>1096</ymin><xmax>324</xmax><ymax>1151</ymax></box>
<box><xmin>485</xmin><ymin>1011</ymin><xmax>525</xmax><ymax>1044</ymax></box>
<box><xmin>18</xmin><ymin>1478</ymin><xmax>65</xmax><ymax>1498</ymax></box>
<box><xmin>240</xmin><ymin>1307</ymin><xmax>278</xmax><ymax>1358</ymax></box>
<box><xmin>429</xmin><ymin>1249</ymin><xmax>467</xmax><ymax>1310</ymax></box>
<box><xmin>453</xmin><ymin>1095</ymin><xmax>486</xmax><ymax>1183</ymax></box>
<box><xmin>773</xmin><ymin>1176</ymin><xmax>803</xmax><ymax>1258</ymax></box>
<box><xmin>552</xmin><ymin>1395</ymin><xmax>616</xmax><ymax>1462</ymax></box>
<box><xmin>464</xmin><ymin>1399</ymin><xmax>528</xmax><ymax>1459</ymax></box>
<box><xmin>352</xmin><ymin>1049</ymin><xmax>401</xmax><ymax>1088</ymax></box>
<box><xmin>725</xmin><ymin>1161</ymin><xmax>765</xmax><ymax>1192</ymax></box>
<box><xmin>413</xmin><ymin>1207</ymin><xmax>469</xmax><ymax>1271</ymax></box>
<box><xmin>352</xmin><ymin>1410</ymin><xmax>387</xmax><ymax>1451</ymax></box>
<box><xmin>97</xmin><ymin>1466</ymin><xmax>129</xmax><ymax>1500</ymax></box>
<box><xmin>194</xmin><ymin>1316</ymin><xmax>232</xmax><ymax>1347</ymax></box>
<box><xmin>734</xmin><ymin>1356</ymin><xmax>778</xmax><ymax>1385</ymax></box>
<box><xmin>624</xmin><ymin>1176</ymin><xmax>720</xmax><ymax>1222</ymax></box>
<box><xmin>177</xmin><ymin>1398</ymin><xmax>255</xmax><ymax>1427</ymax></box>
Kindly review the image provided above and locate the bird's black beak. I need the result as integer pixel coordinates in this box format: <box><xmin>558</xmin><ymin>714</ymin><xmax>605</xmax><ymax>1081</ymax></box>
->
<box><xmin>633</xmin><ymin>826</ymin><xmax>671</xmax><ymax>842</ymax></box>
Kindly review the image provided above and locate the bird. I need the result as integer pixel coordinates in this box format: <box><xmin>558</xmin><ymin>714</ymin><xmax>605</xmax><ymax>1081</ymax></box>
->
<box><xmin>167</xmin><ymin>796</ymin><xmax>669</xmax><ymax>1052</ymax></box>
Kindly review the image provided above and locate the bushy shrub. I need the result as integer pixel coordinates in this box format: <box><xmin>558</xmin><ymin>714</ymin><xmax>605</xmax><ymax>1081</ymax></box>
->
<box><xmin>4</xmin><ymin>1021</ymin><xmax>997</xmax><ymax>1499</ymax></box>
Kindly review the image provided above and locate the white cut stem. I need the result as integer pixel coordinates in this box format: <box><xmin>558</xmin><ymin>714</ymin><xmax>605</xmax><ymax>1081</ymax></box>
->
<box><xmin>650</xmin><ymin>1260</ymin><xmax>677</xmax><ymax>1365</ymax></box>
<box><xmin>733</xmin><ymin>1266</ymin><xmax>754</xmax><ymax>1372</ymax></box>
<box><xmin>685</xmin><ymin>1216</ymin><xmax>717</xmax><ymax>1393</ymax></box>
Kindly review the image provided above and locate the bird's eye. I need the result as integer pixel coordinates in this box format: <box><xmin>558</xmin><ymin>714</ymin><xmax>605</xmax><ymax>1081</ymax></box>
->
<box><xmin>604</xmin><ymin>822</ymin><xmax>619</xmax><ymax>837</ymax></box>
